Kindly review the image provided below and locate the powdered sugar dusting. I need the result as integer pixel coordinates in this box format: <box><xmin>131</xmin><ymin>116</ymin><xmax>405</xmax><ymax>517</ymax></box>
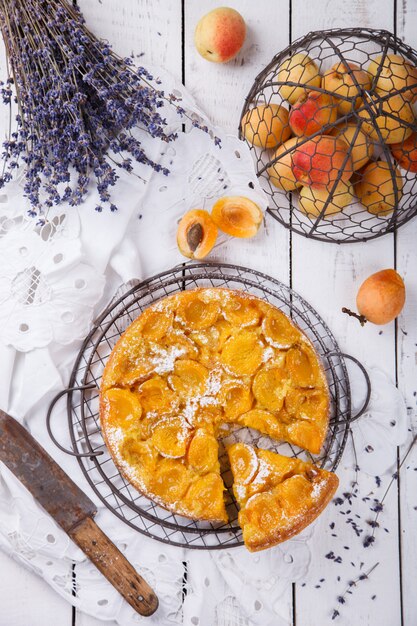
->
<box><xmin>152</xmin><ymin>345</ymin><xmax>186</xmax><ymax>374</ymax></box>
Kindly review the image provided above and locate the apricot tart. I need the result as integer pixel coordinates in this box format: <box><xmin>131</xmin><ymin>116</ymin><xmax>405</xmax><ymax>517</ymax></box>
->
<box><xmin>228</xmin><ymin>442</ymin><xmax>339</xmax><ymax>551</ymax></box>
<box><xmin>99</xmin><ymin>288</ymin><xmax>330</xmax><ymax>525</ymax></box>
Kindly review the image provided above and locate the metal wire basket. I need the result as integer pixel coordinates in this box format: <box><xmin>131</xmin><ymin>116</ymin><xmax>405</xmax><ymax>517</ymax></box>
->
<box><xmin>47</xmin><ymin>263</ymin><xmax>370</xmax><ymax>549</ymax></box>
<box><xmin>240</xmin><ymin>28</ymin><xmax>417</xmax><ymax>243</ymax></box>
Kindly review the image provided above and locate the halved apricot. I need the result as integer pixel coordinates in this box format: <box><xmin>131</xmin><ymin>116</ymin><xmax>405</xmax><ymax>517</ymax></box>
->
<box><xmin>151</xmin><ymin>458</ymin><xmax>191</xmax><ymax>503</ymax></box>
<box><xmin>152</xmin><ymin>421</ymin><xmax>191</xmax><ymax>458</ymax></box>
<box><xmin>177</xmin><ymin>209</ymin><xmax>218</xmax><ymax>259</ymax></box>
<box><xmin>223</xmin><ymin>295</ymin><xmax>261</xmax><ymax>327</ymax></box>
<box><xmin>119</xmin><ymin>437</ymin><xmax>157</xmax><ymax>474</ymax></box>
<box><xmin>286</xmin><ymin>346</ymin><xmax>319</xmax><ymax>388</ymax></box>
<box><xmin>103</xmin><ymin>388</ymin><xmax>142</xmax><ymax>429</ymax></box>
<box><xmin>262</xmin><ymin>310</ymin><xmax>300</xmax><ymax>349</ymax></box>
<box><xmin>285</xmin><ymin>388</ymin><xmax>328</xmax><ymax>423</ymax></box>
<box><xmin>228</xmin><ymin>442</ymin><xmax>259</xmax><ymax>485</ymax></box>
<box><xmin>169</xmin><ymin>359</ymin><xmax>209</xmax><ymax>398</ymax></box>
<box><xmin>252</xmin><ymin>366</ymin><xmax>288</xmax><ymax>412</ymax></box>
<box><xmin>211</xmin><ymin>196</ymin><xmax>263</xmax><ymax>238</ymax></box>
<box><xmin>183</xmin><ymin>473</ymin><xmax>227</xmax><ymax>522</ymax></box>
<box><xmin>187</xmin><ymin>429</ymin><xmax>219</xmax><ymax>473</ymax></box>
<box><xmin>220</xmin><ymin>380</ymin><xmax>253</xmax><ymax>420</ymax></box>
<box><xmin>176</xmin><ymin>293</ymin><xmax>220</xmax><ymax>329</ymax></box>
<box><xmin>240</xmin><ymin>409</ymin><xmax>284</xmax><ymax>441</ymax></box>
<box><xmin>243</xmin><ymin>492</ymin><xmax>281</xmax><ymax>527</ymax></box>
<box><xmin>285</xmin><ymin>420</ymin><xmax>324</xmax><ymax>455</ymax></box>
<box><xmin>141</xmin><ymin>308</ymin><xmax>173</xmax><ymax>341</ymax></box>
<box><xmin>221</xmin><ymin>330</ymin><xmax>263</xmax><ymax>376</ymax></box>
<box><xmin>138</xmin><ymin>376</ymin><xmax>178</xmax><ymax>415</ymax></box>
<box><xmin>275</xmin><ymin>474</ymin><xmax>312</xmax><ymax>516</ymax></box>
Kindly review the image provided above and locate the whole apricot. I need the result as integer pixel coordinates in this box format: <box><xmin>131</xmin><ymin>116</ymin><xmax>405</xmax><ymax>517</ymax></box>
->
<box><xmin>289</xmin><ymin>90</ymin><xmax>339</xmax><ymax>137</ymax></box>
<box><xmin>267</xmin><ymin>137</ymin><xmax>302</xmax><ymax>192</ymax></box>
<box><xmin>177</xmin><ymin>209</ymin><xmax>218</xmax><ymax>259</ymax></box>
<box><xmin>358</xmin><ymin>93</ymin><xmax>414</xmax><ymax>144</ymax></box>
<box><xmin>368</xmin><ymin>54</ymin><xmax>417</xmax><ymax>102</ymax></box>
<box><xmin>194</xmin><ymin>7</ymin><xmax>246</xmax><ymax>63</ymax></box>
<box><xmin>241</xmin><ymin>104</ymin><xmax>291</xmax><ymax>149</ymax></box>
<box><xmin>390</xmin><ymin>131</ymin><xmax>417</xmax><ymax>173</ymax></box>
<box><xmin>276</xmin><ymin>53</ymin><xmax>321</xmax><ymax>105</ymax></box>
<box><xmin>356</xmin><ymin>269</ymin><xmax>405</xmax><ymax>325</ymax></box>
<box><xmin>292</xmin><ymin>136</ymin><xmax>353</xmax><ymax>188</ymax></box>
<box><xmin>211</xmin><ymin>196</ymin><xmax>262</xmax><ymax>238</ymax></box>
<box><xmin>355</xmin><ymin>160</ymin><xmax>403</xmax><ymax>216</ymax></box>
<box><xmin>330</xmin><ymin>123</ymin><xmax>374</xmax><ymax>171</ymax></box>
<box><xmin>322</xmin><ymin>62</ymin><xmax>371</xmax><ymax>114</ymax></box>
<box><xmin>298</xmin><ymin>180</ymin><xmax>354</xmax><ymax>217</ymax></box>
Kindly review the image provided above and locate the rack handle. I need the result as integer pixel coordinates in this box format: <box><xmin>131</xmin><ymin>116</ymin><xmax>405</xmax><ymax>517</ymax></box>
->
<box><xmin>326</xmin><ymin>351</ymin><xmax>371</xmax><ymax>422</ymax></box>
<box><xmin>46</xmin><ymin>384</ymin><xmax>103</xmax><ymax>458</ymax></box>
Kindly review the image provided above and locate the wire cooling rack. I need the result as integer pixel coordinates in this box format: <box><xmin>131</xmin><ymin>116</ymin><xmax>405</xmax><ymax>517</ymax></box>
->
<box><xmin>240</xmin><ymin>28</ymin><xmax>417</xmax><ymax>243</ymax></box>
<box><xmin>48</xmin><ymin>263</ymin><xmax>370</xmax><ymax>549</ymax></box>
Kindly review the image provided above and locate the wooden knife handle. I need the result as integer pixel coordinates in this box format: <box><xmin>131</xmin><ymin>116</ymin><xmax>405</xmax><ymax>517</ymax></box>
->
<box><xmin>69</xmin><ymin>517</ymin><xmax>158</xmax><ymax>617</ymax></box>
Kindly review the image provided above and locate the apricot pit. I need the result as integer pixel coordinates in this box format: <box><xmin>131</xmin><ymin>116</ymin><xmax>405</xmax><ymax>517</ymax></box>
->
<box><xmin>177</xmin><ymin>209</ymin><xmax>218</xmax><ymax>259</ymax></box>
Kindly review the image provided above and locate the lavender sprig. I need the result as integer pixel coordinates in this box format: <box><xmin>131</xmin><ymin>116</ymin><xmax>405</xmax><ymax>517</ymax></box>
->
<box><xmin>331</xmin><ymin>562</ymin><xmax>379</xmax><ymax>620</ymax></box>
<box><xmin>0</xmin><ymin>0</ymin><xmax>219</xmax><ymax>215</ymax></box>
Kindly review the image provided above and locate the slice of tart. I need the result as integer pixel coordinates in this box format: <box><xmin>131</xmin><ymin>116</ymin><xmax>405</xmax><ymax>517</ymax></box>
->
<box><xmin>227</xmin><ymin>442</ymin><xmax>339</xmax><ymax>552</ymax></box>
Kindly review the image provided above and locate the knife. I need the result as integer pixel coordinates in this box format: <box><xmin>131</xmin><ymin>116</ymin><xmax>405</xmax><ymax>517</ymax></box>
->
<box><xmin>0</xmin><ymin>410</ymin><xmax>158</xmax><ymax>617</ymax></box>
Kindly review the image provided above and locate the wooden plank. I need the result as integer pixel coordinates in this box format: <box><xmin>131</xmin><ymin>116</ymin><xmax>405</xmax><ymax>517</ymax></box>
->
<box><xmin>77</xmin><ymin>0</ymin><xmax>183</xmax><ymax>77</ymax></box>
<box><xmin>74</xmin><ymin>1</ymin><xmax>183</xmax><ymax>625</ymax></box>
<box><xmin>289</xmin><ymin>1</ymin><xmax>402</xmax><ymax>625</ymax></box>
<box><xmin>184</xmin><ymin>0</ymin><xmax>291</xmax><ymax>288</ymax></box>
<box><xmin>184</xmin><ymin>1</ymin><xmax>293</xmax><ymax>623</ymax></box>
<box><xmin>395</xmin><ymin>3</ymin><xmax>417</xmax><ymax>625</ymax></box>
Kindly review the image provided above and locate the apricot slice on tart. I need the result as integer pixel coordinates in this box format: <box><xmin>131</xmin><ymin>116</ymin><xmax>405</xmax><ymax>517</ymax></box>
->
<box><xmin>284</xmin><ymin>420</ymin><xmax>324</xmax><ymax>455</ymax></box>
<box><xmin>151</xmin><ymin>458</ymin><xmax>191</xmax><ymax>504</ymax></box>
<box><xmin>118</xmin><ymin>439</ymin><xmax>159</xmax><ymax>489</ymax></box>
<box><xmin>223</xmin><ymin>294</ymin><xmax>262</xmax><ymax>327</ymax></box>
<box><xmin>102</xmin><ymin>388</ymin><xmax>142</xmax><ymax>430</ymax></box>
<box><xmin>252</xmin><ymin>366</ymin><xmax>288</xmax><ymax>412</ymax></box>
<box><xmin>176</xmin><ymin>292</ymin><xmax>220</xmax><ymax>329</ymax></box>
<box><xmin>140</xmin><ymin>308</ymin><xmax>173</xmax><ymax>341</ymax></box>
<box><xmin>220</xmin><ymin>330</ymin><xmax>263</xmax><ymax>376</ymax></box>
<box><xmin>177</xmin><ymin>209</ymin><xmax>218</xmax><ymax>259</ymax></box>
<box><xmin>151</xmin><ymin>421</ymin><xmax>191</xmax><ymax>458</ymax></box>
<box><xmin>138</xmin><ymin>376</ymin><xmax>179</xmax><ymax>415</ymax></box>
<box><xmin>183</xmin><ymin>473</ymin><xmax>227</xmax><ymax>523</ymax></box>
<box><xmin>262</xmin><ymin>309</ymin><xmax>301</xmax><ymax>348</ymax></box>
<box><xmin>227</xmin><ymin>442</ymin><xmax>259</xmax><ymax>485</ymax></box>
<box><xmin>285</xmin><ymin>345</ymin><xmax>320</xmax><ymax>388</ymax></box>
<box><xmin>220</xmin><ymin>380</ymin><xmax>253</xmax><ymax>420</ymax></box>
<box><xmin>187</xmin><ymin>429</ymin><xmax>219</xmax><ymax>474</ymax></box>
<box><xmin>285</xmin><ymin>387</ymin><xmax>329</xmax><ymax>423</ymax></box>
<box><xmin>169</xmin><ymin>359</ymin><xmax>209</xmax><ymax>398</ymax></box>
<box><xmin>240</xmin><ymin>409</ymin><xmax>284</xmax><ymax>441</ymax></box>
<box><xmin>211</xmin><ymin>196</ymin><xmax>263</xmax><ymax>238</ymax></box>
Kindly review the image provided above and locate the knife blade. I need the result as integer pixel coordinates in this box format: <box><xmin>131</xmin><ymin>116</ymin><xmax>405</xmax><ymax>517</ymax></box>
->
<box><xmin>0</xmin><ymin>410</ymin><xmax>158</xmax><ymax>617</ymax></box>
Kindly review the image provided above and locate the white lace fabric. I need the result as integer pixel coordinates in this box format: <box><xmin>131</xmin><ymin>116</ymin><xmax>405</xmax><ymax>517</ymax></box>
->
<box><xmin>0</xmin><ymin>75</ymin><xmax>409</xmax><ymax>626</ymax></box>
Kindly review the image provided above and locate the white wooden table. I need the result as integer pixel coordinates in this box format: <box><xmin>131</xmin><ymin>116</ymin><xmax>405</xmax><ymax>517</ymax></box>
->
<box><xmin>1</xmin><ymin>1</ymin><xmax>416</xmax><ymax>625</ymax></box>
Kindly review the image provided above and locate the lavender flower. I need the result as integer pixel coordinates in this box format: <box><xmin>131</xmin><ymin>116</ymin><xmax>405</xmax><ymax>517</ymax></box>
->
<box><xmin>0</xmin><ymin>0</ymin><xmax>220</xmax><ymax>216</ymax></box>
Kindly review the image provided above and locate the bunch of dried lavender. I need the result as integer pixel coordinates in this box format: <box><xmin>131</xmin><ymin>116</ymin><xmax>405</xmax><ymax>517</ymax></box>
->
<box><xmin>0</xmin><ymin>0</ymin><xmax>216</xmax><ymax>215</ymax></box>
